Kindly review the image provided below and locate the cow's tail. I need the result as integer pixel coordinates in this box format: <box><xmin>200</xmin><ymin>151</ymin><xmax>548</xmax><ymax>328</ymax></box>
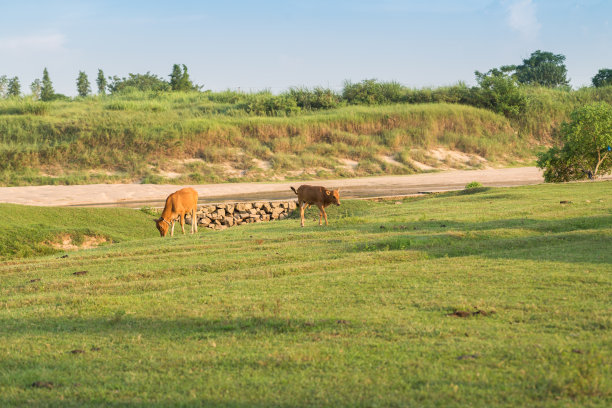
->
<box><xmin>290</xmin><ymin>186</ymin><xmax>298</xmax><ymax>195</ymax></box>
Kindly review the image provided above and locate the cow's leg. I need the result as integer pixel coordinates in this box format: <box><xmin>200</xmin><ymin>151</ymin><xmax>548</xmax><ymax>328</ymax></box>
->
<box><xmin>300</xmin><ymin>201</ymin><xmax>306</xmax><ymax>227</ymax></box>
<box><xmin>192</xmin><ymin>209</ymin><xmax>198</xmax><ymax>234</ymax></box>
<box><xmin>171</xmin><ymin>220</ymin><xmax>175</xmax><ymax>237</ymax></box>
<box><xmin>180</xmin><ymin>214</ymin><xmax>186</xmax><ymax>234</ymax></box>
<box><xmin>317</xmin><ymin>204</ymin><xmax>327</xmax><ymax>226</ymax></box>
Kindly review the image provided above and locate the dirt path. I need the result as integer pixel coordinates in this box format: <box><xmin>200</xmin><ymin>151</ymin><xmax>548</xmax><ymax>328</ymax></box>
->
<box><xmin>0</xmin><ymin>167</ymin><xmax>556</xmax><ymax>207</ymax></box>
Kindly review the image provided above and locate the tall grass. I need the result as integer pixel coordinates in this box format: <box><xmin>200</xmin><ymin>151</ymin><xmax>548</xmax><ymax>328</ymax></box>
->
<box><xmin>1</xmin><ymin>85</ymin><xmax>610</xmax><ymax>186</ymax></box>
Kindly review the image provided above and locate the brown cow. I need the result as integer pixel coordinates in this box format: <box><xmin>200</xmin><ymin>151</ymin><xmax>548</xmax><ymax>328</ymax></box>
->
<box><xmin>291</xmin><ymin>185</ymin><xmax>340</xmax><ymax>227</ymax></box>
<box><xmin>155</xmin><ymin>187</ymin><xmax>199</xmax><ymax>237</ymax></box>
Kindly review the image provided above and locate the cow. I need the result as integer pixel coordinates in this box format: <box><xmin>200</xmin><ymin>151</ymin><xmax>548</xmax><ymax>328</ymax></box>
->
<box><xmin>155</xmin><ymin>187</ymin><xmax>199</xmax><ymax>237</ymax></box>
<box><xmin>290</xmin><ymin>185</ymin><xmax>340</xmax><ymax>227</ymax></box>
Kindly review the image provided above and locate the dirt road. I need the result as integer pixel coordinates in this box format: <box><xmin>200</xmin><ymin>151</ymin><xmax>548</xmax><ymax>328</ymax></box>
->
<box><xmin>0</xmin><ymin>167</ymin><xmax>555</xmax><ymax>207</ymax></box>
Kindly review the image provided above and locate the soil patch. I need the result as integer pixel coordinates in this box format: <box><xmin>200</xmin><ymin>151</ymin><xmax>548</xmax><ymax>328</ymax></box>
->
<box><xmin>48</xmin><ymin>235</ymin><xmax>107</xmax><ymax>251</ymax></box>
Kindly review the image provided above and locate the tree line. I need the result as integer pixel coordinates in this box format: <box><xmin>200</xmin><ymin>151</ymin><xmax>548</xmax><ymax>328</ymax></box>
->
<box><xmin>0</xmin><ymin>51</ymin><xmax>611</xmax><ymax>103</ymax></box>
<box><xmin>0</xmin><ymin>64</ymin><xmax>199</xmax><ymax>100</ymax></box>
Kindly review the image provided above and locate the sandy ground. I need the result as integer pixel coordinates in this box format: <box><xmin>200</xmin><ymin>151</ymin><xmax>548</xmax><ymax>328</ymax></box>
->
<box><xmin>0</xmin><ymin>167</ymin><xmax>560</xmax><ymax>207</ymax></box>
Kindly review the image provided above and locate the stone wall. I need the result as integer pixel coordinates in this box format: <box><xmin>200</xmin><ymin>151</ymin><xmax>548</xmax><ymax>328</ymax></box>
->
<box><xmin>190</xmin><ymin>200</ymin><xmax>298</xmax><ymax>230</ymax></box>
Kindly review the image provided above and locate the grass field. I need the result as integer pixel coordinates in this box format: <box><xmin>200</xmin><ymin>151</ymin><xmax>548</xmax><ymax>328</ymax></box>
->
<box><xmin>0</xmin><ymin>181</ymin><xmax>611</xmax><ymax>407</ymax></box>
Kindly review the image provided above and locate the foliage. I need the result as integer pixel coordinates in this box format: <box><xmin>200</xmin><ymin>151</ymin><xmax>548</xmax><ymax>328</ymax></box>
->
<box><xmin>592</xmin><ymin>68</ymin><xmax>612</xmax><ymax>88</ymax></box>
<box><xmin>29</xmin><ymin>79</ymin><xmax>42</xmax><ymax>100</ymax></box>
<box><xmin>342</xmin><ymin>79</ymin><xmax>405</xmax><ymax>105</ymax></box>
<box><xmin>96</xmin><ymin>69</ymin><xmax>107</xmax><ymax>95</ymax></box>
<box><xmin>169</xmin><ymin>64</ymin><xmax>199</xmax><ymax>91</ymax></box>
<box><xmin>473</xmin><ymin>68</ymin><xmax>526</xmax><ymax>117</ymax></box>
<box><xmin>107</xmin><ymin>72</ymin><xmax>171</xmax><ymax>94</ymax></box>
<box><xmin>76</xmin><ymin>71</ymin><xmax>91</xmax><ymax>97</ymax></box>
<box><xmin>0</xmin><ymin>75</ymin><xmax>8</xmax><ymax>98</ymax></box>
<box><xmin>465</xmin><ymin>181</ymin><xmax>483</xmax><ymax>189</ymax></box>
<box><xmin>286</xmin><ymin>87</ymin><xmax>341</xmax><ymax>110</ymax></box>
<box><xmin>536</xmin><ymin>145</ymin><xmax>585</xmax><ymax>182</ymax></box>
<box><xmin>513</xmin><ymin>50</ymin><xmax>569</xmax><ymax>88</ymax></box>
<box><xmin>538</xmin><ymin>102</ymin><xmax>612</xmax><ymax>181</ymax></box>
<box><xmin>41</xmin><ymin>68</ymin><xmax>55</xmax><ymax>101</ymax></box>
<box><xmin>239</xmin><ymin>92</ymin><xmax>301</xmax><ymax>116</ymax></box>
<box><xmin>7</xmin><ymin>77</ymin><xmax>20</xmax><ymax>97</ymax></box>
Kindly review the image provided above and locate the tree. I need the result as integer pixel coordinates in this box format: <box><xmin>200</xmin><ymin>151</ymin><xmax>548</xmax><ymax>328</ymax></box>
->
<box><xmin>76</xmin><ymin>71</ymin><xmax>91</xmax><ymax>97</ymax></box>
<box><xmin>592</xmin><ymin>68</ymin><xmax>612</xmax><ymax>88</ymax></box>
<box><xmin>41</xmin><ymin>68</ymin><xmax>55</xmax><ymax>101</ymax></box>
<box><xmin>473</xmin><ymin>68</ymin><xmax>526</xmax><ymax>118</ymax></box>
<box><xmin>537</xmin><ymin>102</ymin><xmax>612</xmax><ymax>181</ymax></box>
<box><xmin>0</xmin><ymin>75</ymin><xmax>8</xmax><ymax>98</ymax></box>
<box><xmin>7</xmin><ymin>77</ymin><xmax>20</xmax><ymax>97</ymax></box>
<box><xmin>96</xmin><ymin>69</ymin><xmax>107</xmax><ymax>95</ymax></box>
<box><xmin>169</xmin><ymin>64</ymin><xmax>197</xmax><ymax>91</ymax></box>
<box><xmin>30</xmin><ymin>79</ymin><xmax>42</xmax><ymax>100</ymax></box>
<box><xmin>107</xmin><ymin>72</ymin><xmax>170</xmax><ymax>94</ymax></box>
<box><xmin>513</xmin><ymin>50</ymin><xmax>569</xmax><ymax>88</ymax></box>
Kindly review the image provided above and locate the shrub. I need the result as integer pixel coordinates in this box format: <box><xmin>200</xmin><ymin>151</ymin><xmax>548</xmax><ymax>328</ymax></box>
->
<box><xmin>285</xmin><ymin>87</ymin><xmax>340</xmax><ymax>110</ymax></box>
<box><xmin>342</xmin><ymin>79</ymin><xmax>405</xmax><ymax>105</ymax></box>
<box><xmin>538</xmin><ymin>102</ymin><xmax>612</xmax><ymax>181</ymax></box>
<box><xmin>465</xmin><ymin>181</ymin><xmax>483</xmax><ymax>189</ymax></box>
<box><xmin>239</xmin><ymin>93</ymin><xmax>301</xmax><ymax>116</ymax></box>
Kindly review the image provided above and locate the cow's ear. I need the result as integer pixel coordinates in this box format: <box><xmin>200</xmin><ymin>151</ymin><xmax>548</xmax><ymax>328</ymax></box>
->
<box><xmin>326</xmin><ymin>190</ymin><xmax>331</xmax><ymax>195</ymax></box>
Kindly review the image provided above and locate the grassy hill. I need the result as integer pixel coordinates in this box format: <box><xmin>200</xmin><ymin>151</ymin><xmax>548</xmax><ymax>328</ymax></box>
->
<box><xmin>1</xmin><ymin>86</ymin><xmax>610</xmax><ymax>187</ymax></box>
<box><xmin>0</xmin><ymin>181</ymin><xmax>610</xmax><ymax>406</ymax></box>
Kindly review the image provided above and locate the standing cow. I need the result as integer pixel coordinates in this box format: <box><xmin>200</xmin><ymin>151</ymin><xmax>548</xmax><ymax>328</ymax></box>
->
<box><xmin>155</xmin><ymin>187</ymin><xmax>199</xmax><ymax>237</ymax></box>
<box><xmin>291</xmin><ymin>185</ymin><xmax>340</xmax><ymax>227</ymax></box>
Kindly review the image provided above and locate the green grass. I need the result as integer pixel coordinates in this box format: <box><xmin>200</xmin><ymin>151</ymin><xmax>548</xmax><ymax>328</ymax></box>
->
<box><xmin>2</xmin><ymin>86</ymin><xmax>612</xmax><ymax>186</ymax></box>
<box><xmin>0</xmin><ymin>205</ymin><xmax>156</xmax><ymax>259</ymax></box>
<box><xmin>0</xmin><ymin>93</ymin><xmax>526</xmax><ymax>186</ymax></box>
<box><xmin>0</xmin><ymin>181</ymin><xmax>610</xmax><ymax>406</ymax></box>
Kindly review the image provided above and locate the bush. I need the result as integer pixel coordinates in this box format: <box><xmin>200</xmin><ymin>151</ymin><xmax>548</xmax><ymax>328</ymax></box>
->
<box><xmin>239</xmin><ymin>93</ymin><xmax>301</xmax><ymax>116</ymax></box>
<box><xmin>342</xmin><ymin>79</ymin><xmax>405</xmax><ymax>105</ymax></box>
<box><xmin>538</xmin><ymin>102</ymin><xmax>612</xmax><ymax>181</ymax></box>
<box><xmin>465</xmin><ymin>181</ymin><xmax>483</xmax><ymax>189</ymax></box>
<box><xmin>285</xmin><ymin>87</ymin><xmax>340</xmax><ymax>110</ymax></box>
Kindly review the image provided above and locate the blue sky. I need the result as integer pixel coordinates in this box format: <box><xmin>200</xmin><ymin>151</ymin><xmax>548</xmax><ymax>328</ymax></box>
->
<box><xmin>1</xmin><ymin>0</ymin><xmax>610</xmax><ymax>95</ymax></box>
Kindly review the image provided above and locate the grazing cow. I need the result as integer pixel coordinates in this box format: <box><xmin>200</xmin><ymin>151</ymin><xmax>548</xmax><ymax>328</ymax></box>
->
<box><xmin>155</xmin><ymin>187</ymin><xmax>199</xmax><ymax>237</ymax></box>
<box><xmin>291</xmin><ymin>185</ymin><xmax>340</xmax><ymax>227</ymax></box>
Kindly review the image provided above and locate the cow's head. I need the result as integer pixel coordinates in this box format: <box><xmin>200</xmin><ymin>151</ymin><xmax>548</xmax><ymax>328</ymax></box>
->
<box><xmin>326</xmin><ymin>189</ymin><xmax>341</xmax><ymax>206</ymax></box>
<box><xmin>155</xmin><ymin>218</ymin><xmax>169</xmax><ymax>237</ymax></box>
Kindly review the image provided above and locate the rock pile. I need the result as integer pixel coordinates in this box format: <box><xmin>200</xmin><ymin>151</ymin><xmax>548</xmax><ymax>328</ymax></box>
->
<box><xmin>190</xmin><ymin>200</ymin><xmax>298</xmax><ymax>230</ymax></box>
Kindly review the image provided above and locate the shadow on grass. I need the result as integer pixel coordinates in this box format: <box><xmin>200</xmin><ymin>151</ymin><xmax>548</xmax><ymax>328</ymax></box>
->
<box><xmin>0</xmin><ymin>316</ymin><xmax>351</xmax><ymax>338</ymax></box>
<box><xmin>357</xmin><ymin>215</ymin><xmax>612</xmax><ymax>265</ymax></box>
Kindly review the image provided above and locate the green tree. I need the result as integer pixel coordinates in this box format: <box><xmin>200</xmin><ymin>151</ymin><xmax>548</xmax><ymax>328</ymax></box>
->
<box><xmin>107</xmin><ymin>72</ymin><xmax>170</xmax><ymax>94</ymax></box>
<box><xmin>513</xmin><ymin>50</ymin><xmax>569</xmax><ymax>88</ymax></box>
<box><xmin>7</xmin><ymin>77</ymin><xmax>20</xmax><ymax>97</ymax></box>
<box><xmin>96</xmin><ymin>69</ymin><xmax>107</xmax><ymax>95</ymax></box>
<box><xmin>592</xmin><ymin>68</ymin><xmax>612</xmax><ymax>88</ymax></box>
<box><xmin>169</xmin><ymin>64</ymin><xmax>197</xmax><ymax>91</ymax></box>
<box><xmin>76</xmin><ymin>71</ymin><xmax>91</xmax><ymax>97</ymax></box>
<box><xmin>537</xmin><ymin>102</ymin><xmax>612</xmax><ymax>181</ymax></box>
<box><xmin>30</xmin><ymin>79</ymin><xmax>42</xmax><ymax>100</ymax></box>
<box><xmin>0</xmin><ymin>75</ymin><xmax>8</xmax><ymax>98</ymax></box>
<box><xmin>41</xmin><ymin>68</ymin><xmax>55</xmax><ymax>101</ymax></box>
<box><xmin>473</xmin><ymin>68</ymin><xmax>526</xmax><ymax>118</ymax></box>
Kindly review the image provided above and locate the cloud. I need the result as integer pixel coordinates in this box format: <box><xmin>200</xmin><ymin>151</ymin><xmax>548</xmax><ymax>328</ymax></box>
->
<box><xmin>0</xmin><ymin>33</ymin><xmax>66</xmax><ymax>51</ymax></box>
<box><xmin>506</xmin><ymin>0</ymin><xmax>540</xmax><ymax>39</ymax></box>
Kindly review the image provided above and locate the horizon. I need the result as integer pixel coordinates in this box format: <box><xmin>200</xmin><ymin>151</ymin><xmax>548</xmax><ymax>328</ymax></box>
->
<box><xmin>1</xmin><ymin>0</ymin><xmax>611</xmax><ymax>96</ymax></box>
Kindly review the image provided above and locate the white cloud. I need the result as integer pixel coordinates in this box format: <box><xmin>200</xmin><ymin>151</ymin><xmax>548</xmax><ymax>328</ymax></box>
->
<box><xmin>0</xmin><ymin>33</ymin><xmax>66</xmax><ymax>51</ymax></box>
<box><xmin>506</xmin><ymin>0</ymin><xmax>540</xmax><ymax>39</ymax></box>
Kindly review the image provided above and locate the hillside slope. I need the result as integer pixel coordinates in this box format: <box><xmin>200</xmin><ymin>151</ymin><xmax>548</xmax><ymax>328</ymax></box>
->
<box><xmin>1</xmin><ymin>99</ymin><xmax>528</xmax><ymax>186</ymax></box>
<box><xmin>2</xmin><ymin>86</ymin><xmax>611</xmax><ymax>186</ymax></box>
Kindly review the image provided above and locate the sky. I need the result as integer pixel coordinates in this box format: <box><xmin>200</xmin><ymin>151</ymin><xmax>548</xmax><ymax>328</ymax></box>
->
<box><xmin>0</xmin><ymin>0</ymin><xmax>610</xmax><ymax>95</ymax></box>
